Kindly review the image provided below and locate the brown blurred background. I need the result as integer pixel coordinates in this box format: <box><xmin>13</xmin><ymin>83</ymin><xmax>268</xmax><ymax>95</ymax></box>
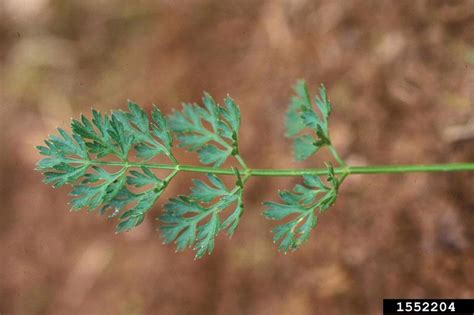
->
<box><xmin>1</xmin><ymin>1</ymin><xmax>474</xmax><ymax>314</ymax></box>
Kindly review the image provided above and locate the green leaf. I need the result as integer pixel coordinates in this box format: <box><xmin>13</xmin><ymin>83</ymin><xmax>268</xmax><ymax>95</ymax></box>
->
<box><xmin>43</xmin><ymin>164</ymin><xmax>89</xmax><ymax>188</ymax></box>
<box><xmin>221</xmin><ymin>195</ymin><xmax>244</xmax><ymax>237</ymax></box>
<box><xmin>100</xmin><ymin>188</ymin><xmax>138</xmax><ymax>217</ymax></box>
<box><xmin>202</xmin><ymin>92</ymin><xmax>220</xmax><ymax>132</ymax></box>
<box><xmin>71</xmin><ymin>110</ymin><xmax>121</xmax><ymax>158</ymax></box>
<box><xmin>126</xmin><ymin>101</ymin><xmax>149</xmax><ymax>132</ymax></box>
<box><xmin>263</xmin><ymin>165</ymin><xmax>342</xmax><ymax>253</ymax></box>
<box><xmin>113</xmin><ymin>102</ymin><xmax>173</xmax><ymax>161</ymax></box>
<box><xmin>222</xmin><ymin>95</ymin><xmax>241</xmax><ymax>133</ymax></box>
<box><xmin>194</xmin><ymin>213</ymin><xmax>221</xmax><ymax>258</ymax></box>
<box><xmin>70</xmin><ymin>167</ymin><xmax>126</xmax><ymax>211</ymax></box>
<box><xmin>160</xmin><ymin>174</ymin><xmax>244</xmax><ymax>259</ymax></box>
<box><xmin>36</xmin><ymin>103</ymin><xmax>177</xmax><ymax>233</ymax></box>
<box><xmin>294</xmin><ymin>79</ymin><xmax>312</xmax><ymax>109</ymax></box>
<box><xmin>168</xmin><ymin>92</ymin><xmax>242</xmax><ymax>166</ymax></box>
<box><xmin>285</xmin><ymin>99</ymin><xmax>306</xmax><ymax>137</ymax></box>
<box><xmin>117</xmin><ymin>187</ymin><xmax>164</xmax><ymax>233</ymax></box>
<box><xmin>300</xmin><ymin>109</ymin><xmax>321</xmax><ymax>130</ymax></box>
<box><xmin>198</xmin><ymin>145</ymin><xmax>231</xmax><ymax>167</ymax></box>
<box><xmin>294</xmin><ymin>135</ymin><xmax>318</xmax><ymax>161</ymax></box>
<box><xmin>116</xmin><ymin>214</ymin><xmax>145</xmax><ymax>233</ymax></box>
<box><xmin>316</xmin><ymin>85</ymin><xmax>331</xmax><ymax>120</ymax></box>
<box><xmin>38</xmin><ymin>128</ymin><xmax>89</xmax><ymax>169</ymax></box>
<box><xmin>303</xmin><ymin>174</ymin><xmax>326</xmax><ymax>188</ymax></box>
<box><xmin>134</xmin><ymin>143</ymin><xmax>166</xmax><ymax>160</ymax></box>
<box><xmin>107</xmin><ymin>115</ymin><xmax>134</xmax><ymax>159</ymax></box>
<box><xmin>190</xmin><ymin>174</ymin><xmax>229</xmax><ymax>202</ymax></box>
<box><xmin>127</xmin><ymin>167</ymin><xmax>162</xmax><ymax>188</ymax></box>
<box><xmin>264</xmin><ymin>199</ymin><xmax>305</xmax><ymax>220</ymax></box>
<box><xmin>151</xmin><ymin>105</ymin><xmax>173</xmax><ymax>150</ymax></box>
<box><xmin>177</xmin><ymin>134</ymin><xmax>213</xmax><ymax>151</ymax></box>
<box><xmin>36</xmin><ymin>83</ymin><xmax>349</xmax><ymax>259</ymax></box>
<box><xmin>286</xmin><ymin>80</ymin><xmax>333</xmax><ymax>161</ymax></box>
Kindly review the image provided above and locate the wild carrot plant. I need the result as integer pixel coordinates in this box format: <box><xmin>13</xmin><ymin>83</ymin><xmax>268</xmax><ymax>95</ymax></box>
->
<box><xmin>36</xmin><ymin>80</ymin><xmax>474</xmax><ymax>258</ymax></box>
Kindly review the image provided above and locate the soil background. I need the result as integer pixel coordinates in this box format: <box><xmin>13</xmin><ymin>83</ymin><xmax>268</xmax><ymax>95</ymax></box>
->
<box><xmin>1</xmin><ymin>1</ymin><xmax>474</xmax><ymax>314</ymax></box>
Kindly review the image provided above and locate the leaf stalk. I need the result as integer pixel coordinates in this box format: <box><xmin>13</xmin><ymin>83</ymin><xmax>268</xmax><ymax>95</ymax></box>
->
<box><xmin>81</xmin><ymin>159</ymin><xmax>474</xmax><ymax>177</ymax></box>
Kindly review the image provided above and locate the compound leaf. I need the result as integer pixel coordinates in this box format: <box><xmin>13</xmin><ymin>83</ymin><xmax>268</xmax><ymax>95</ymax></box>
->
<box><xmin>113</xmin><ymin>101</ymin><xmax>174</xmax><ymax>161</ymax></box>
<box><xmin>37</xmin><ymin>102</ymin><xmax>177</xmax><ymax>233</ymax></box>
<box><xmin>286</xmin><ymin>80</ymin><xmax>333</xmax><ymax>161</ymax></box>
<box><xmin>160</xmin><ymin>174</ymin><xmax>244</xmax><ymax>259</ymax></box>
<box><xmin>168</xmin><ymin>92</ymin><xmax>242</xmax><ymax>166</ymax></box>
<box><xmin>263</xmin><ymin>164</ymin><xmax>342</xmax><ymax>253</ymax></box>
<box><xmin>36</xmin><ymin>82</ymin><xmax>346</xmax><ymax>260</ymax></box>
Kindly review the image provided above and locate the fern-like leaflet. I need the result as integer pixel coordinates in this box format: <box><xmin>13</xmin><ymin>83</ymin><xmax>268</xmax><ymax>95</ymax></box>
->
<box><xmin>167</xmin><ymin>93</ymin><xmax>244</xmax><ymax>167</ymax></box>
<box><xmin>286</xmin><ymin>80</ymin><xmax>333</xmax><ymax>161</ymax></box>
<box><xmin>37</xmin><ymin>102</ymin><xmax>178</xmax><ymax>233</ymax></box>
<box><xmin>160</xmin><ymin>171</ymin><xmax>245</xmax><ymax>259</ymax></box>
<box><xmin>262</xmin><ymin>81</ymin><xmax>348</xmax><ymax>253</ymax></box>
<box><xmin>264</xmin><ymin>164</ymin><xmax>343</xmax><ymax>252</ymax></box>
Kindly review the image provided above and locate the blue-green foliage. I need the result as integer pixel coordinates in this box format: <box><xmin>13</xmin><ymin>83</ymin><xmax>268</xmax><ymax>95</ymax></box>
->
<box><xmin>286</xmin><ymin>80</ymin><xmax>332</xmax><ymax>161</ymax></box>
<box><xmin>263</xmin><ymin>165</ymin><xmax>341</xmax><ymax>253</ymax></box>
<box><xmin>36</xmin><ymin>82</ymin><xmax>345</xmax><ymax>259</ymax></box>
<box><xmin>160</xmin><ymin>173</ymin><xmax>244</xmax><ymax>259</ymax></box>
<box><xmin>37</xmin><ymin>101</ymin><xmax>176</xmax><ymax>234</ymax></box>
<box><xmin>114</xmin><ymin>103</ymin><xmax>174</xmax><ymax>161</ymax></box>
<box><xmin>37</xmin><ymin>128</ymin><xmax>90</xmax><ymax>187</ymax></box>
<box><xmin>167</xmin><ymin>93</ymin><xmax>241</xmax><ymax>167</ymax></box>
<box><xmin>37</xmin><ymin>95</ymin><xmax>247</xmax><ymax>259</ymax></box>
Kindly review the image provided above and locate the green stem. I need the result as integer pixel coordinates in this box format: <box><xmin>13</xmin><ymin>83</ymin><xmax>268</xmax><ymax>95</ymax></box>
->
<box><xmin>86</xmin><ymin>160</ymin><xmax>474</xmax><ymax>176</ymax></box>
<box><xmin>164</xmin><ymin>168</ymin><xmax>179</xmax><ymax>182</ymax></box>
<box><xmin>168</xmin><ymin>152</ymin><xmax>179</xmax><ymax>165</ymax></box>
<box><xmin>235</xmin><ymin>154</ymin><xmax>249</xmax><ymax>170</ymax></box>
<box><xmin>328</xmin><ymin>144</ymin><xmax>346</xmax><ymax>167</ymax></box>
